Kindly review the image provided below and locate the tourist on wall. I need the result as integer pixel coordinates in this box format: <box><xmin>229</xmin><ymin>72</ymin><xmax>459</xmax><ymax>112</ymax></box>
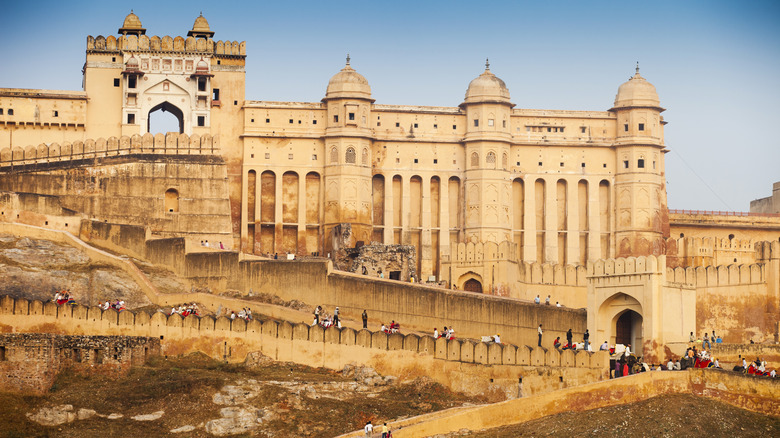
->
<box><xmin>545</xmin><ymin>295</ymin><xmax>551</xmax><ymax>305</ymax></box>
<box><xmin>583</xmin><ymin>329</ymin><xmax>590</xmax><ymax>351</ymax></box>
<box><xmin>534</xmin><ymin>295</ymin><xmax>540</xmax><ymax>304</ymax></box>
<box><xmin>703</xmin><ymin>332</ymin><xmax>711</xmax><ymax>349</ymax></box>
<box><xmin>362</xmin><ymin>309</ymin><xmax>368</xmax><ymax>329</ymax></box>
<box><xmin>537</xmin><ymin>324</ymin><xmax>543</xmax><ymax>346</ymax></box>
<box><xmin>566</xmin><ymin>329</ymin><xmax>573</xmax><ymax>347</ymax></box>
<box><xmin>553</xmin><ymin>337</ymin><xmax>561</xmax><ymax>348</ymax></box>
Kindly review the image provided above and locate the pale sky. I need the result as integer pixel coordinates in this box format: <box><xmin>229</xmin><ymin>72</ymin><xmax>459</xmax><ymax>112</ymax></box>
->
<box><xmin>1</xmin><ymin>0</ymin><xmax>778</xmax><ymax>211</ymax></box>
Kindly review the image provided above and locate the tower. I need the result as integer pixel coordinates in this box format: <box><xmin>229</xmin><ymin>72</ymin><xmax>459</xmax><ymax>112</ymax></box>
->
<box><xmin>610</xmin><ymin>65</ymin><xmax>668</xmax><ymax>257</ymax></box>
<box><xmin>322</xmin><ymin>57</ymin><xmax>375</xmax><ymax>249</ymax></box>
<box><xmin>460</xmin><ymin>60</ymin><xmax>514</xmax><ymax>245</ymax></box>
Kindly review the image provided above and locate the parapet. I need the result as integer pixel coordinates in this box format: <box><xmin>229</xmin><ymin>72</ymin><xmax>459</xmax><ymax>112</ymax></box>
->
<box><xmin>665</xmin><ymin>263</ymin><xmax>765</xmax><ymax>287</ymax></box>
<box><xmin>86</xmin><ymin>34</ymin><xmax>246</xmax><ymax>57</ymax></box>
<box><xmin>588</xmin><ymin>255</ymin><xmax>662</xmax><ymax>277</ymax></box>
<box><xmin>0</xmin><ymin>133</ymin><xmax>220</xmax><ymax>168</ymax></box>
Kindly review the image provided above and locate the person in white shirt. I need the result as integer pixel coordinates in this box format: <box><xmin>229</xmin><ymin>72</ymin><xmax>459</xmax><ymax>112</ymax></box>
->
<box><xmin>364</xmin><ymin>421</ymin><xmax>373</xmax><ymax>437</ymax></box>
<box><xmin>556</xmin><ymin>302</ymin><xmax>562</xmax><ymax>307</ymax></box>
<box><xmin>534</xmin><ymin>295</ymin><xmax>540</xmax><ymax>304</ymax></box>
<box><xmin>433</xmin><ymin>328</ymin><xmax>439</xmax><ymax>339</ymax></box>
<box><xmin>625</xmin><ymin>344</ymin><xmax>631</xmax><ymax>356</ymax></box>
<box><xmin>493</xmin><ymin>333</ymin><xmax>501</xmax><ymax>344</ymax></box>
<box><xmin>600</xmin><ymin>341</ymin><xmax>609</xmax><ymax>351</ymax></box>
<box><xmin>667</xmin><ymin>359</ymin><xmax>675</xmax><ymax>370</ymax></box>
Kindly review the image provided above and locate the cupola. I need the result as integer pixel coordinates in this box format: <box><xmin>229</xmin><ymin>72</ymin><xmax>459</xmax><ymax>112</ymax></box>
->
<box><xmin>324</xmin><ymin>55</ymin><xmax>373</xmax><ymax>101</ymax></box>
<box><xmin>462</xmin><ymin>59</ymin><xmax>512</xmax><ymax>106</ymax></box>
<box><xmin>188</xmin><ymin>13</ymin><xmax>215</xmax><ymax>38</ymax></box>
<box><xmin>612</xmin><ymin>64</ymin><xmax>663</xmax><ymax>111</ymax></box>
<box><xmin>118</xmin><ymin>10</ymin><xmax>146</xmax><ymax>36</ymax></box>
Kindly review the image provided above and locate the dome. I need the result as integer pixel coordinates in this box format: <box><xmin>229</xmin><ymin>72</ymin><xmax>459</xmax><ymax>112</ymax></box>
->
<box><xmin>613</xmin><ymin>66</ymin><xmax>662</xmax><ymax>110</ymax></box>
<box><xmin>324</xmin><ymin>56</ymin><xmax>372</xmax><ymax>101</ymax></box>
<box><xmin>463</xmin><ymin>60</ymin><xmax>511</xmax><ymax>105</ymax></box>
<box><xmin>126</xmin><ymin>56</ymin><xmax>139</xmax><ymax>70</ymax></box>
<box><xmin>188</xmin><ymin>13</ymin><xmax>215</xmax><ymax>38</ymax></box>
<box><xmin>118</xmin><ymin>10</ymin><xmax>145</xmax><ymax>35</ymax></box>
<box><xmin>196</xmin><ymin>58</ymin><xmax>209</xmax><ymax>71</ymax></box>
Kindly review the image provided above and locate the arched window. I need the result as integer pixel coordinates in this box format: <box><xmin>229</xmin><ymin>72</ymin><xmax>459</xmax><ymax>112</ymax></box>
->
<box><xmin>361</xmin><ymin>148</ymin><xmax>369</xmax><ymax>165</ymax></box>
<box><xmin>470</xmin><ymin>152</ymin><xmax>479</xmax><ymax>167</ymax></box>
<box><xmin>165</xmin><ymin>188</ymin><xmax>179</xmax><ymax>213</ymax></box>
<box><xmin>345</xmin><ymin>147</ymin><xmax>356</xmax><ymax>164</ymax></box>
<box><xmin>486</xmin><ymin>151</ymin><xmax>496</xmax><ymax>168</ymax></box>
<box><xmin>330</xmin><ymin>147</ymin><xmax>338</xmax><ymax>164</ymax></box>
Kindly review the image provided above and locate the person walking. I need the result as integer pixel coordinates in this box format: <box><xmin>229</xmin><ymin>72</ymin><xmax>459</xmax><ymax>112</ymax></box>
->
<box><xmin>362</xmin><ymin>309</ymin><xmax>368</xmax><ymax>329</ymax></box>
<box><xmin>364</xmin><ymin>420</ymin><xmax>373</xmax><ymax>437</ymax></box>
<box><xmin>584</xmin><ymin>329</ymin><xmax>590</xmax><ymax>351</ymax></box>
<box><xmin>381</xmin><ymin>423</ymin><xmax>389</xmax><ymax>438</ymax></box>
<box><xmin>538</xmin><ymin>324</ymin><xmax>543</xmax><ymax>347</ymax></box>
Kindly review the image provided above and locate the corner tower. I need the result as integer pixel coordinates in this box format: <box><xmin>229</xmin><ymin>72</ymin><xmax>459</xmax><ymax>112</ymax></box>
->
<box><xmin>609</xmin><ymin>65</ymin><xmax>668</xmax><ymax>257</ymax></box>
<box><xmin>322</xmin><ymin>57</ymin><xmax>375</xmax><ymax>249</ymax></box>
<box><xmin>460</xmin><ymin>60</ymin><xmax>514</xmax><ymax>244</ymax></box>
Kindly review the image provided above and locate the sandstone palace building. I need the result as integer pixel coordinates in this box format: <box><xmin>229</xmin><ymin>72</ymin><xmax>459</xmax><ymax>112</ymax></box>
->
<box><xmin>1</xmin><ymin>13</ymin><xmax>779</xmax><ymax>360</ymax></box>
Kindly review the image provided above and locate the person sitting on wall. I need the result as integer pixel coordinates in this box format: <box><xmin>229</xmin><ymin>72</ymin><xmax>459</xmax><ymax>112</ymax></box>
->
<box><xmin>667</xmin><ymin>358</ymin><xmax>675</xmax><ymax>371</ymax></box>
<box><xmin>716</xmin><ymin>335</ymin><xmax>723</xmax><ymax>343</ymax></box>
<box><xmin>534</xmin><ymin>295</ymin><xmax>540</xmax><ymax>304</ymax></box>
<box><xmin>600</xmin><ymin>341</ymin><xmax>609</xmax><ymax>351</ymax></box>
<box><xmin>553</xmin><ymin>337</ymin><xmax>561</xmax><ymax>349</ymax></box>
<box><xmin>493</xmin><ymin>333</ymin><xmax>501</xmax><ymax>344</ymax></box>
<box><xmin>390</xmin><ymin>321</ymin><xmax>400</xmax><ymax>333</ymax></box>
<box><xmin>545</xmin><ymin>295</ymin><xmax>551</xmax><ymax>305</ymax></box>
<box><xmin>703</xmin><ymin>332</ymin><xmax>711</xmax><ymax>350</ymax></box>
<box><xmin>433</xmin><ymin>328</ymin><xmax>439</xmax><ymax>339</ymax></box>
<box><xmin>446</xmin><ymin>327</ymin><xmax>455</xmax><ymax>340</ymax></box>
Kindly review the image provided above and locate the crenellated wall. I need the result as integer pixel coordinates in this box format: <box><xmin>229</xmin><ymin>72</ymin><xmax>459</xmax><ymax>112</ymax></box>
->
<box><xmin>0</xmin><ymin>132</ymin><xmax>220</xmax><ymax>167</ymax></box>
<box><xmin>665</xmin><ymin>236</ymin><xmax>761</xmax><ymax>268</ymax></box>
<box><xmin>86</xmin><ymin>35</ymin><xmax>245</xmax><ymax>57</ymax></box>
<box><xmin>0</xmin><ymin>294</ymin><xmax>608</xmax><ymax>398</ymax></box>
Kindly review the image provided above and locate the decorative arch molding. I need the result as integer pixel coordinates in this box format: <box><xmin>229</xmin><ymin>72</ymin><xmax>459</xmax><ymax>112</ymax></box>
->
<box><xmin>147</xmin><ymin>101</ymin><xmax>184</xmax><ymax>134</ymax></box>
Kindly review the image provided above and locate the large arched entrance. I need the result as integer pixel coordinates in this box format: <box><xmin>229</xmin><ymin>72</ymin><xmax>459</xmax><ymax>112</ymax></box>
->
<box><xmin>596</xmin><ymin>292</ymin><xmax>644</xmax><ymax>351</ymax></box>
<box><xmin>148</xmin><ymin>101</ymin><xmax>184</xmax><ymax>134</ymax></box>
<box><xmin>463</xmin><ymin>279</ymin><xmax>483</xmax><ymax>293</ymax></box>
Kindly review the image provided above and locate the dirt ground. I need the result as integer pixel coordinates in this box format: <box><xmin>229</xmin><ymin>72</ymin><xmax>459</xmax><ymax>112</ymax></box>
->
<box><xmin>449</xmin><ymin>393</ymin><xmax>780</xmax><ymax>438</ymax></box>
<box><xmin>0</xmin><ymin>353</ymin><xmax>481</xmax><ymax>437</ymax></box>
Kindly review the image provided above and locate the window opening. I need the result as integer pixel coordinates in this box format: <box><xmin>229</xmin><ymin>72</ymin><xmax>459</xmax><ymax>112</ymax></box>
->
<box><xmin>148</xmin><ymin>101</ymin><xmax>184</xmax><ymax>134</ymax></box>
<box><xmin>127</xmin><ymin>114</ymin><xmax>135</xmax><ymax>124</ymax></box>
<box><xmin>638</xmin><ymin>123</ymin><xmax>645</xmax><ymax>131</ymax></box>
<box><xmin>114</xmin><ymin>78</ymin><xmax>120</xmax><ymax>87</ymax></box>
<box><xmin>197</xmin><ymin>116</ymin><xmax>205</xmax><ymax>127</ymax></box>
<box><xmin>165</xmin><ymin>188</ymin><xmax>179</xmax><ymax>213</ymax></box>
<box><xmin>212</xmin><ymin>88</ymin><xmax>220</xmax><ymax>101</ymax></box>
<box><xmin>638</xmin><ymin>159</ymin><xmax>645</xmax><ymax>168</ymax></box>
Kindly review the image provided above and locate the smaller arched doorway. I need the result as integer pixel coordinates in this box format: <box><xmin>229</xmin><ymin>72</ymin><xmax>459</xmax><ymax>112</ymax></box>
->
<box><xmin>463</xmin><ymin>279</ymin><xmax>483</xmax><ymax>293</ymax></box>
<box><xmin>164</xmin><ymin>188</ymin><xmax>179</xmax><ymax>213</ymax></box>
<box><xmin>614</xmin><ymin>310</ymin><xmax>643</xmax><ymax>349</ymax></box>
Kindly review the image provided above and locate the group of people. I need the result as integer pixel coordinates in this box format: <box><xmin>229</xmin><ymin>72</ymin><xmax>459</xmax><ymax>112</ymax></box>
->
<box><xmin>199</xmin><ymin>240</ymin><xmax>225</xmax><ymax>249</ymax></box>
<box><xmin>53</xmin><ymin>291</ymin><xmax>76</xmax><ymax>306</ymax></box>
<box><xmin>381</xmin><ymin>321</ymin><xmax>401</xmax><ymax>334</ymax></box>
<box><xmin>533</xmin><ymin>294</ymin><xmax>564</xmax><ymax>307</ymax></box>
<box><xmin>98</xmin><ymin>300</ymin><xmax>126</xmax><ymax>312</ymax></box>
<box><xmin>363</xmin><ymin>420</ymin><xmax>391</xmax><ymax>437</ymax></box>
<box><xmin>313</xmin><ymin>305</ymin><xmax>340</xmax><ymax>328</ymax></box>
<box><xmin>433</xmin><ymin>326</ymin><xmax>455</xmax><ymax>340</ymax></box>
<box><xmin>735</xmin><ymin>355</ymin><xmax>776</xmax><ymax>378</ymax></box>
<box><xmin>553</xmin><ymin>328</ymin><xmax>591</xmax><ymax>351</ymax></box>
<box><xmin>168</xmin><ymin>303</ymin><xmax>200</xmax><ymax>317</ymax></box>
<box><xmin>228</xmin><ymin>307</ymin><xmax>253</xmax><ymax>321</ymax></box>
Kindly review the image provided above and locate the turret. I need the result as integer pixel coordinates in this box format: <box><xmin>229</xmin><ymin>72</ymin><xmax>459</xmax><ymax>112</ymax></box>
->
<box><xmin>459</xmin><ymin>60</ymin><xmax>514</xmax><ymax>244</ymax></box>
<box><xmin>610</xmin><ymin>65</ymin><xmax>668</xmax><ymax>257</ymax></box>
<box><xmin>321</xmin><ymin>56</ymin><xmax>375</xmax><ymax>249</ymax></box>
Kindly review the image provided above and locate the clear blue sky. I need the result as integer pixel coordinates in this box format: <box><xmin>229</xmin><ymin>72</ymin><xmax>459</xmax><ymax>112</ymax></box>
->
<box><xmin>2</xmin><ymin>1</ymin><xmax>778</xmax><ymax>211</ymax></box>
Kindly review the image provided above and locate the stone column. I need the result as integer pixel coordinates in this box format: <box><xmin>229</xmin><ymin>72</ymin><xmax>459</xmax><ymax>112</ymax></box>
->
<box><xmin>383</xmin><ymin>173</ymin><xmax>393</xmax><ymax>244</ymax></box>
<box><xmin>566</xmin><ymin>177</ymin><xmax>579</xmax><ymax>265</ymax></box>
<box><xmin>420</xmin><ymin>176</ymin><xmax>432</xmax><ymax>280</ymax></box>
<box><xmin>523</xmin><ymin>176</ymin><xmax>537</xmax><ymax>262</ymax></box>
<box><xmin>588</xmin><ymin>177</ymin><xmax>601</xmax><ymax>262</ymax></box>
<box><xmin>297</xmin><ymin>174</ymin><xmax>306</xmax><ymax>254</ymax></box>
<box><xmin>402</xmin><ymin>174</ymin><xmax>411</xmax><ymax>244</ymax></box>
<box><xmin>545</xmin><ymin>177</ymin><xmax>558</xmax><ymax>264</ymax></box>
<box><xmin>274</xmin><ymin>172</ymin><xmax>283</xmax><ymax>254</ymax></box>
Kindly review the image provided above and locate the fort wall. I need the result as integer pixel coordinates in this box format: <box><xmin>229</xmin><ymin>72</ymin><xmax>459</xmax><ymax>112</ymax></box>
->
<box><xmin>86</xmin><ymin>35</ymin><xmax>246</xmax><ymax>57</ymax></box>
<box><xmin>0</xmin><ymin>333</ymin><xmax>159</xmax><ymax>394</ymax></box>
<box><xmin>345</xmin><ymin>369</ymin><xmax>780</xmax><ymax>437</ymax></box>
<box><xmin>0</xmin><ymin>294</ymin><xmax>607</xmax><ymax>398</ymax></box>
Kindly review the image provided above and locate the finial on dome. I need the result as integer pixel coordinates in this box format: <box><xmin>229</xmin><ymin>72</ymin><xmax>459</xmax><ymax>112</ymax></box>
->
<box><xmin>346</xmin><ymin>53</ymin><xmax>351</xmax><ymax>66</ymax></box>
<box><xmin>636</xmin><ymin>61</ymin><xmax>640</xmax><ymax>75</ymax></box>
<box><xmin>200</xmin><ymin>11</ymin><xmax>203</xmax><ymax>16</ymax></box>
<box><xmin>485</xmin><ymin>58</ymin><xmax>490</xmax><ymax>70</ymax></box>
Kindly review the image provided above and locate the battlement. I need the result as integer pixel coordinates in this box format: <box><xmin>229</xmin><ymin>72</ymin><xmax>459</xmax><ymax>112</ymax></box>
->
<box><xmin>0</xmin><ymin>294</ymin><xmax>607</xmax><ymax>372</ymax></box>
<box><xmin>86</xmin><ymin>34</ymin><xmax>245</xmax><ymax>57</ymax></box>
<box><xmin>0</xmin><ymin>133</ymin><xmax>220</xmax><ymax>168</ymax></box>
<box><xmin>666</xmin><ymin>263</ymin><xmax>765</xmax><ymax>287</ymax></box>
<box><xmin>588</xmin><ymin>255</ymin><xmax>663</xmax><ymax>277</ymax></box>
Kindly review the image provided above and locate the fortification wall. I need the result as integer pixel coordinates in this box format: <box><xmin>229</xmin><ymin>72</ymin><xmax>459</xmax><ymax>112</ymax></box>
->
<box><xmin>87</xmin><ymin>35</ymin><xmax>246</xmax><ymax>57</ymax></box>
<box><xmin>665</xmin><ymin>236</ymin><xmax>759</xmax><ymax>268</ymax></box>
<box><xmin>0</xmin><ymin>132</ymin><xmax>220</xmax><ymax>167</ymax></box>
<box><xmin>0</xmin><ymin>295</ymin><xmax>607</xmax><ymax>398</ymax></box>
<box><xmin>0</xmin><ymin>136</ymin><xmax>232</xmax><ymax>245</ymax></box>
<box><xmin>348</xmin><ymin>369</ymin><xmax>780</xmax><ymax>437</ymax></box>
<box><xmin>710</xmin><ymin>343</ymin><xmax>780</xmax><ymax>364</ymax></box>
<box><xmin>0</xmin><ymin>333</ymin><xmax>159</xmax><ymax>394</ymax></box>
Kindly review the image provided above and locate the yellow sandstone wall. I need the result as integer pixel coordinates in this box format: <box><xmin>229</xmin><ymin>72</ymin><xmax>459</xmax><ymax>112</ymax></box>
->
<box><xmin>0</xmin><ymin>295</ymin><xmax>608</xmax><ymax>398</ymax></box>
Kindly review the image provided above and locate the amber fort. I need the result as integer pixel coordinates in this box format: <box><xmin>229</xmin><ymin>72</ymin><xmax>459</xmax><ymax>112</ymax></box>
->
<box><xmin>1</xmin><ymin>10</ymin><xmax>779</xmax><ymax>392</ymax></box>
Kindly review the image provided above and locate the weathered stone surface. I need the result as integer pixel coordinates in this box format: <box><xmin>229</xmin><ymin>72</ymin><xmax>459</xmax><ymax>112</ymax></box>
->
<box><xmin>171</xmin><ymin>425</ymin><xmax>197</xmax><ymax>433</ymax></box>
<box><xmin>27</xmin><ymin>404</ymin><xmax>76</xmax><ymax>426</ymax></box>
<box><xmin>205</xmin><ymin>407</ymin><xmax>262</xmax><ymax>436</ymax></box>
<box><xmin>131</xmin><ymin>410</ymin><xmax>164</xmax><ymax>421</ymax></box>
<box><xmin>77</xmin><ymin>408</ymin><xmax>96</xmax><ymax>420</ymax></box>
<box><xmin>213</xmin><ymin>385</ymin><xmax>260</xmax><ymax>405</ymax></box>
<box><xmin>107</xmin><ymin>413</ymin><xmax>124</xmax><ymax>420</ymax></box>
